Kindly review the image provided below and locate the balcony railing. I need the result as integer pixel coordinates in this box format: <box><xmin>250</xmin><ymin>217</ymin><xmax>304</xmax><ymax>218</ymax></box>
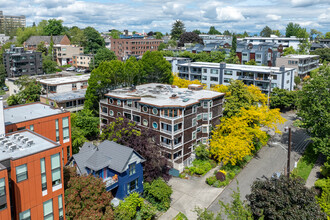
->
<box><xmin>160</xmin><ymin>114</ymin><xmax>183</xmax><ymax>120</ymax></box>
<box><xmin>104</xmin><ymin>176</ymin><xmax>118</xmax><ymax>188</ymax></box>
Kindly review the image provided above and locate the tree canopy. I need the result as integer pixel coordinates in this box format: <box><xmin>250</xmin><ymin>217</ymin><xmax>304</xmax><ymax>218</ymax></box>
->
<box><xmin>246</xmin><ymin>176</ymin><xmax>326</xmax><ymax>219</ymax></box>
<box><xmin>260</xmin><ymin>26</ymin><xmax>272</xmax><ymax>37</ymax></box>
<box><xmin>170</xmin><ymin>20</ymin><xmax>185</xmax><ymax>40</ymax></box>
<box><xmin>178</xmin><ymin>32</ymin><xmax>203</xmax><ymax>47</ymax></box>
<box><xmin>44</xmin><ymin>19</ymin><xmax>64</xmax><ymax>36</ymax></box>
<box><xmin>172</xmin><ymin>74</ymin><xmax>203</xmax><ymax>88</ymax></box>
<box><xmin>208</xmin><ymin>26</ymin><xmax>221</xmax><ymax>35</ymax></box>
<box><xmin>90</xmin><ymin>48</ymin><xmax>117</xmax><ymax>70</ymax></box>
<box><xmin>286</xmin><ymin>22</ymin><xmax>303</xmax><ymax>37</ymax></box>
<box><xmin>83</xmin><ymin>26</ymin><xmax>105</xmax><ymax>54</ymax></box>
<box><xmin>270</xmin><ymin>88</ymin><xmax>298</xmax><ymax>110</ymax></box>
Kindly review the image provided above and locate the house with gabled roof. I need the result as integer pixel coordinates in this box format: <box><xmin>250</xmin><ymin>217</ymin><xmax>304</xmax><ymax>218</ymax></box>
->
<box><xmin>24</xmin><ymin>35</ymin><xmax>70</xmax><ymax>51</ymax></box>
<box><xmin>70</xmin><ymin>140</ymin><xmax>145</xmax><ymax>200</ymax></box>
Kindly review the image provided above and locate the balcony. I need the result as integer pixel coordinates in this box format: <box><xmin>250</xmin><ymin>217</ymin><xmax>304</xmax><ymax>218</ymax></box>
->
<box><xmin>160</xmin><ymin>114</ymin><xmax>183</xmax><ymax>120</ymax></box>
<box><xmin>123</xmin><ymin>104</ymin><xmax>140</xmax><ymax>112</ymax></box>
<box><xmin>104</xmin><ymin>176</ymin><xmax>118</xmax><ymax>188</ymax></box>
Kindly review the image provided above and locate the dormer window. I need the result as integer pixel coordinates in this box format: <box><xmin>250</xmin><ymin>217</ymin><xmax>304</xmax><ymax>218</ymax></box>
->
<box><xmin>129</xmin><ymin>163</ymin><xmax>136</xmax><ymax>176</ymax></box>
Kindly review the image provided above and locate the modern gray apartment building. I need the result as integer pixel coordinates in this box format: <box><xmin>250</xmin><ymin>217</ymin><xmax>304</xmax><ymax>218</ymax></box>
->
<box><xmin>241</xmin><ymin>35</ymin><xmax>303</xmax><ymax>50</ymax></box>
<box><xmin>2</xmin><ymin>45</ymin><xmax>43</xmax><ymax>77</ymax></box>
<box><xmin>0</xmin><ymin>11</ymin><xmax>25</xmax><ymax>35</ymax></box>
<box><xmin>178</xmin><ymin>62</ymin><xmax>296</xmax><ymax>91</ymax></box>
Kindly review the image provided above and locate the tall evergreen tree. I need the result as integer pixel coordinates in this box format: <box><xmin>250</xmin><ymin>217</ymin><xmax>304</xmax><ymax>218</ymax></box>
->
<box><xmin>170</xmin><ymin>20</ymin><xmax>185</xmax><ymax>40</ymax></box>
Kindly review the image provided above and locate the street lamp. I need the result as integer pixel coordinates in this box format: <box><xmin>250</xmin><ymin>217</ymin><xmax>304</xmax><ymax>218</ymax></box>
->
<box><xmin>284</xmin><ymin>126</ymin><xmax>292</xmax><ymax>178</ymax></box>
<box><xmin>267</xmin><ymin>71</ymin><xmax>274</xmax><ymax>108</ymax></box>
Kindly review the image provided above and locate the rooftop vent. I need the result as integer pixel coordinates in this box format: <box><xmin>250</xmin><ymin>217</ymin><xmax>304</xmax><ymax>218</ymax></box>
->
<box><xmin>183</xmin><ymin>98</ymin><xmax>190</xmax><ymax>102</ymax></box>
<box><xmin>170</xmin><ymin>94</ymin><xmax>179</xmax><ymax>99</ymax></box>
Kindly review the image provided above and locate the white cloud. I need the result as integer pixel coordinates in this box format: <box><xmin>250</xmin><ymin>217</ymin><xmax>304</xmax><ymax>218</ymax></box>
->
<box><xmin>290</xmin><ymin>0</ymin><xmax>329</xmax><ymax>7</ymax></box>
<box><xmin>216</xmin><ymin>6</ymin><xmax>245</xmax><ymax>21</ymax></box>
<box><xmin>162</xmin><ymin>2</ymin><xmax>185</xmax><ymax>16</ymax></box>
<box><xmin>266</xmin><ymin>14</ymin><xmax>281</xmax><ymax>21</ymax></box>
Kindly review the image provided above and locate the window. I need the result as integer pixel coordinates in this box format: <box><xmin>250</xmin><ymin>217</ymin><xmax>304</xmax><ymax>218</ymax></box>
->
<box><xmin>209</xmin><ymin>112</ymin><xmax>212</xmax><ymax>119</ymax></box>
<box><xmin>101</xmin><ymin>118</ymin><xmax>108</xmax><ymax>124</ymax></box>
<box><xmin>43</xmin><ymin>199</ymin><xmax>53</xmax><ymax>220</ymax></box>
<box><xmin>102</xmin><ymin>107</ymin><xmax>108</xmax><ymax>114</ymax></box>
<box><xmin>224</xmin><ymin>70</ymin><xmax>232</xmax><ymax>75</ymax></box>
<box><xmin>127</xmin><ymin>179</ymin><xmax>138</xmax><ymax>193</ymax></box>
<box><xmin>133</xmin><ymin>115</ymin><xmax>141</xmax><ymax>124</ymax></box>
<box><xmin>127</xmin><ymin>100</ymin><xmax>132</xmax><ymax>107</ymax></box>
<box><xmin>192</xmin><ymin>131</ymin><xmax>196</xmax><ymax>140</ymax></box>
<box><xmin>161</xmin><ymin>123</ymin><xmax>172</xmax><ymax>132</ymax></box>
<box><xmin>197</xmin><ymin>126</ymin><xmax>202</xmax><ymax>132</ymax></box>
<box><xmin>62</xmin><ymin>117</ymin><xmax>69</xmax><ymax>140</ymax></box>
<box><xmin>41</xmin><ymin>158</ymin><xmax>47</xmax><ymax>191</ymax></box>
<box><xmin>192</xmin><ymin>105</ymin><xmax>197</xmax><ymax>113</ymax></box>
<box><xmin>143</xmin><ymin>119</ymin><xmax>148</xmax><ymax>126</ymax></box>
<box><xmin>16</xmin><ymin>164</ymin><xmax>28</xmax><ymax>182</ymax></box>
<box><xmin>173</xmin><ymin>151</ymin><xmax>182</xmax><ymax>159</ymax></box>
<box><xmin>143</xmin><ymin>106</ymin><xmax>148</xmax><ymax>112</ymax></box>
<box><xmin>173</xmin><ymin>123</ymin><xmax>182</xmax><ymax>132</ymax></box>
<box><xmin>117</xmin><ymin>100</ymin><xmax>121</xmax><ymax>106</ymax></box>
<box><xmin>29</xmin><ymin>124</ymin><xmax>34</xmax><ymax>131</ymax></box>
<box><xmin>197</xmin><ymin>114</ymin><xmax>202</xmax><ymax>120</ymax></box>
<box><xmin>286</xmin><ymin>80</ymin><xmax>289</xmax><ymax>84</ymax></box>
<box><xmin>0</xmin><ymin>178</ymin><xmax>6</xmax><ymax>210</ymax></box>
<box><xmin>202</xmin><ymin>126</ymin><xmax>208</xmax><ymax>133</ymax></box>
<box><xmin>109</xmin><ymin>98</ymin><xmax>113</xmax><ymax>104</ymax></box>
<box><xmin>117</xmin><ymin>112</ymin><xmax>121</xmax><ymax>116</ymax></box>
<box><xmin>152</xmin><ymin>122</ymin><xmax>158</xmax><ymax>129</ymax></box>
<box><xmin>203</xmin><ymin>113</ymin><xmax>208</xmax><ymax>121</ymax></box>
<box><xmin>202</xmin><ymin>76</ymin><xmax>207</xmax><ymax>81</ymax></box>
<box><xmin>224</xmin><ymin>78</ymin><xmax>230</xmax><ymax>83</ymax></box>
<box><xmin>161</xmin><ymin>136</ymin><xmax>172</xmax><ymax>145</ymax></box>
<box><xmin>202</xmin><ymin>137</ymin><xmax>208</xmax><ymax>144</ymax></box>
<box><xmin>19</xmin><ymin>209</ymin><xmax>30</xmax><ymax>220</ymax></box>
<box><xmin>203</xmin><ymin>101</ymin><xmax>208</xmax><ymax>108</ymax></box>
<box><xmin>211</xmin><ymin>69</ymin><xmax>218</xmax><ymax>74</ymax></box>
<box><xmin>58</xmin><ymin>195</ymin><xmax>63</xmax><ymax>220</ymax></box>
<box><xmin>273</xmin><ymin>75</ymin><xmax>277</xmax><ymax>80</ymax></box>
<box><xmin>51</xmin><ymin>154</ymin><xmax>61</xmax><ymax>187</ymax></box>
<box><xmin>109</xmin><ymin>110</ymin><xmax>114</xmax><ymax>116</ymax></box>
<box><xmin>72</xmin><ymin>83</ymin><xmax>77</xmax><ymax>89</ymax></box>
<box><xmin>192</xmin><ymin>118</ymin><xmax>197</xmax><ymax>126</ymax></box>
<box><xmin>210</xmin><ymin>77</ymin><xmax>218</xmax><ymax>82</ymax></box>
<box><xmin>152</xmin><ymin>108</ymin><xmax>158</xmax><ymax>115</ymax></box>
<box><xmin>129</xmin><ymin>164</ymin><xmax>136</xmax><ymax>175</ymax></box>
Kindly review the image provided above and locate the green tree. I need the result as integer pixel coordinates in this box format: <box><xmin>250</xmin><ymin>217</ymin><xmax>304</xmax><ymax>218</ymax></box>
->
<box><xmin>123</xmin><ymin>56</ymin><xmax>143</xmax><ymax>86</ymax></box>
<box><xmin>195</xmin><ymin>144</ymin><xmax>210</xmax><ymax>161</ymax></box>
<box><xmin>155</xmin><ymin>31</ymin><xmax>163</xmax><ymax>39</ymax></box>
<box><xmin>36</xmin><ymin>41</ymin><xmax>47</xmax><ymax>55</ymax></box>
<box><xmin>192</xmin><ymin>29</ymin><xmax>201</xmax><ymax>35</ymax></box>
<box><xmin>294</xmin><ymin>75</ymin><xmax>301</xmax><ymax>85</ymax></box>
<box><xmin>230</xmin><ymin>35</ymin><xmax>237</xmax><ymax>54</ymax></box>
<box><xmin>247</xmin><ymin>176</ymin><xmax>326</xmax><ymax>219</ymax></box>
<box><xmin>16</xmin><ymin>26</ymin><xmax>38</xmax><ymax>44</ymax></box>
<box><xmin>114</xmin><ymin>192</ymin><xmax>156</xmax><ymax>220</ymax></box>
<box><xmin>140</xmin><ymin>51</ymin><xmax>173</xmax><ymax>84</ymax></box>
<box><xmin>223</xmin><ymin>30</ymin><xmax>231</xmax><ymax>36</ymax></box>
<box><xmin>283</xmin><ymin>46</ymin><xmax>296</xmax><ymax>56</ymax></box>
<box><xmin>69</xmin><ymin>26</ymin><xmax>86</xmax><ymax>46</ymax></box>
<box><xmin>208</xmin><ymin>26</ymin><xmax>221</xmax><ymax>35</ymax></box>
<box><xmin>245</xmin><ymin>59</ymin><xmax>257</xmax><ymax>65</ymax></box>
<box><xmin>143</xmin><ymin>178</ymin><xmax>173</xmax><ymax>211</ymax></box>
<box><xmin>0</xmin><ymin>64</ymin><xmax>6</xmax><ymax>86</ymax></box>
<box><xmin>298</xmin><ymin>66</ymin><xmax>330</xmax><ymax>156</ymax></box>
<box><xmin>108</xmin><ymin>29</ymin><xmax>121</xmax><ymax>39</ymax></box>
<box><xmin>42</xmin><ymin>56</ymin><xmax>57</xmax><ymax>74</ymax></box>
<box><xmin>65</xmin><ymin>173</ymin><xmax>114</xmax><ymax>219</ymax></box>
<box><xmin>325</xmin><ymin>32</ymin><xmax>330</xmax><ymax>39</ymax></box>
<box><xmin>71</xmin><ymin>109</ymin><xmax>99</xmax><ymax>140</ymax></box>
<box><xmin>260</xmin><ymin>26</ymin><xmax>272</xmax><ymax>37</ymax></box>
<box><xmin>316</xmin><ymin>178</ymin><xmax>330</xmax><ymax>217</ymax></box>
<box><xmin>170</xmin><ymin>20</ymin><xmax>185</xmax><ymax>40</ymax></box>
<box><xmin>270</xmin><ymin>87</ymin><xmax>297</xmax><ymax>110</ymax></box>
<box><xmin>44</xmin><ymin>19</ymin><xmax>64</xmax><ymax>36</ymax></box>
<box><xmin>89</xmin><ymin>48</ymin><xmax>117</xmax><ymax>70</ymax></box>
<box><xmin>178</xmin><ymin>32</ymin><xmax>203</xmax><ymax>47</ymax></box>
<box><xmin>83</xmin><ymin>27</ymin><xmax>105</xmax><ymax>54</ymax></box>
<box><xmin>297</xmin><ymin>29</ymin><xmax>311</xmax><ymax>54</ymax></box>
<box><xmin>286</xmin><ymin>22</ymin><xmax>302</xmax><ymax>37</ymax></box>
<box><xmin>311</xmin><ymin>48</ymin><xmax>330</xmax><ymax>62</ymax></box>
<box><xmin>272</xmin><ymin>30</ymin><xmax>281</xmax><ymax>37</ymax></box>
<box><xmin>158</xmin><ymin>42</ymin><xmax>167</xmax><ymax>51</ymax></box>
<box><xmin>310</xmin><ymin>29</ymin><xmax>323</xmax><ymax>41</ymax></box>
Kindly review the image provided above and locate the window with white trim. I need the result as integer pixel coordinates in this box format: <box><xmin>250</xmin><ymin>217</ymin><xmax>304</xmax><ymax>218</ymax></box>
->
<box><xmin>41</xmin><ymin>158</ymin><xmax>47</xmax><ymax>191</ymax></box>
<box><xmin>117</xmin><ymin>100</ymin><xmax>121</xmax><ymax>106</ymax></box>
<box><xmin>203</xmin><ymin>101</ymin><xmax>208</xmax><ymax>108</ymax></box>
<box><xmin>43</xmin><ymin>199</ymin><xmax>53</xmax><ymax>220</ymax></box>
<box><xmin>192</xmin><ymin>118</ymin><xmax>197</xmax><ymax>126</ymax></box>
<box><xmin>58</xmin><ymin>195</ymin><xmax>63</xmax><ymax>220</ymax></box>
<box><xmin>202</xmin><ymin>126</ymin><xmax>208</xmax><ymax>133</ymax></box>
<box><xmin>16</xmin><ymin>164</ymin><xmax>28</xmax><ymax>183</ymax></box>
<box><xmin>129</xmin><ymin>164</ymin><xmax>136</xmax><ymax>175</ymax></box>
<box><xmin>192</xmin><ymin>105</ymin><xmax>197</xmax><ymax>113</ymax></box>
<box><xmin>203</xmin><ymin>113</ymin><xmax>208</xmax><ymax>121</ymax></box>
<box><xmin>192</xmin><ymin>131</ymin><xmax>196</xmax><ymax>140</ymax></box>
<box><xmin>197</xmin><ymin>114</ymin><xmax>202</xmax><ymax>120</ymax></box>
<box><xmin>19</xmin><ymin>209</ymin><xmax>30</xmax><ymax>220</ymax></box>
<box><xmin>109</xmin><ymin>110</ymin><xmax>114</xmax><ymax>116</ymax></box>
<box><xmin>51</xmin><ymin>153</ymin><xmax>61</xmax><ymax>187</ymax></box>
<box><xmin>127</xmin><ymin>179</ymin><xmax>138</xmax><ymax>193</ymax></box>
<box><xmin>62</xmin><ymin>117</ymin><xmax>69</xmax><ymax>140</ymax></box>
<box><xmin>55</xmin><ymin>119</ymin><xmax>59</xmax><ymax>142</ymax></box>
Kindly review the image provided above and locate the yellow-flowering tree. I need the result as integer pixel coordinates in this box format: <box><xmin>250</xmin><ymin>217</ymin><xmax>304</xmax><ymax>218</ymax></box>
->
<box><xmin>211</xmin><ymin>84</ymin><xmax>229</xmax><ymax>94</ymax></box>
<box><xmin>210</xmin><ymin>106</ymin><xmax>285</xmax><ymax>165</ymax></box>
<box><xmin>172</xmin><ymin>74</ymin><xmax>203</xmax><ymax>88</ymax></box>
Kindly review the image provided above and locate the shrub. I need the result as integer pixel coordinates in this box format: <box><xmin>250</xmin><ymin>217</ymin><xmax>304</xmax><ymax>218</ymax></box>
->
<box><xmin>206</xmin><ymin>176</ymin><xmax>217</xmax><ymax>185</ymax></box>
<box><xmin>174</xmin><ymin>212</ymin><xmax>188</xmax><ymax>220</ymax></box>
<box><xmin>55</xmin><ymin>68</ymin><xmax>62</xmax><ymax>72</ymax></box>
<box><xmin>189</xmin><ymin>160</ymin><xmax>212</xmax><ymax>176</ymax></box>
<box><xmin>316</xmin><ymin>178</ymin><xmax>330</xmax><ymax>217</ymax></box>
<box><xmin>315</xmin><ymin>178</ymin><xmax>328</xmax><ymax>189</ymax></box>
<box><xmin>320</xmin><ymin>157</ymin><xmax>330</xmax><ymax>178</ymax></box>
<box><xmin>195</xmin><ymin>144</ymin><xmax>209</xmax><ymax>160</ymax></box>
<box><xmin>62</xmin><ymin>64</ymin><xmax>72</xmax><ymax>68</ymax></box>
<box><xmin>143</xmin><ymin>178</ymin><xmax>173</xmax><ymax>211</ymax></box>
<box><xmin>210</xmin><ymin>160</ymin><xmax>217</xmax><ymax>168</ymax></box>
<box><xmin>228</xmin><ymin>172</ymin><xmax>235</xmax><ymax>180</ymax></box>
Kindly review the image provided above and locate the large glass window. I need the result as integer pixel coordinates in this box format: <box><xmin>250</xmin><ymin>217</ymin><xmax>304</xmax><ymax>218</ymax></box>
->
<box><xmin>19</xmin><ymin>209</ymin><xmax>31</xmax><ymax>220</ymax></box>
<box><xmin>16</xmin><ymin>164</ymin><xmax>28</xmax><ymax>183</ymax></box>
<box><xmin>51</xmin><ymin>154</ymin><xmax>61</xmax><ymax>186</ymax></box>
<box><xmin>43</xmin><ymin>199</ymin><xmax>53</xmax><ymax>220</ymax></box>
<box><xmin>55</xmin><ymin>119</ymin><xmax>59</xmax><ymax>142</ymax></box>
<box><xmin>129</xmin><ymin>164</ymin><xmax>136</xmax><ymax>175</ymax></box>
<box><xmin>58</xmin><ymin>195</ymin><xmax>63</xmax><ymax>220</ymax></box>
<box><xmin>41</xmin><ymin>158</ymin><xmax>47</xmax><ymax>191</ymax></box>
<box><xmin>62</xmin><ymin>117</ymin><xmax>69</xmax><ymax>140</ymax></box>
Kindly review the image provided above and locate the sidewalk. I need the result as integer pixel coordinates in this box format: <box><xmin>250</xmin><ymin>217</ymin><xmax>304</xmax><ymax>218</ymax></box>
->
<box><xmin>159</xmin><ymin>165</ymin><xmax>223</xmax><ymax>220</ymax></box>
<box><xmin>305</xmin><ymin>154</ymin><xmax>325</xmax><ymax>188</ymax></box>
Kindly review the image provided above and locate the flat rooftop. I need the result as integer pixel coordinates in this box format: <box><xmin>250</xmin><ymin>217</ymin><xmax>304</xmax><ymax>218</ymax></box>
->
<box><xmin>4</xmin><ymin>103</ymin><xmax>65</xmax><ymax>125</ymax></box>
<box><xmin>165</xmin><ymin>57</ymin><xmax>191</xmax><ymax>61</ymax></box>
<box><xmin>282</xmin><ymin>54</ymin><xmax>319</xmax><ymax>59</ymax></box>
<box><xmin>38</xmin><ymin>74</ymin><xmax>90</xmax><ymax>85</ymax></box>
<box><xmin>105</xmin><ymin>83</ymin><xmax>224</xmax><ymax>107</ymax></box>
<box><xmin>0</xmin><ymin>130</ymin><xmax>59</xmax><ymax>162</ymax></box>
<box><xmin>179</xmin><ymin>62</ymin><xmax>295</xmax><ymax>73</ymax></box>
<box><xmin>40</xmin><ymin>89</ymin><xmax>86</xmax><ymax>103</ymax></box>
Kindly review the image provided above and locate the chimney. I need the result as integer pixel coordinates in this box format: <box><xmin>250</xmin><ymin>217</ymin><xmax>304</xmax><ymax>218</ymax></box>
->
<box><xmin>280</xmin><ymin>65</ymin><xmax>285</xmax><ymax>72</ymax></box>
<box><xmin>0</xmin><ymin>97</ymin><xmax>5</xmax><ymax>137</ymax></box>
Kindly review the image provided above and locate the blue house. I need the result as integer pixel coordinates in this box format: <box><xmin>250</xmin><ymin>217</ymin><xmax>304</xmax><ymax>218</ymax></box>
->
<box><xmin>71</xmin><ymin>140</ymin><xmax>145</xmax><ymax>200</ymax></box>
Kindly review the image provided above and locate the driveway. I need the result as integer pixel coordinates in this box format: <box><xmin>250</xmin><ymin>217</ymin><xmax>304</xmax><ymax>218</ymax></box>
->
<box><xmin>159</xmin><ymin>166</ymin><xmax>223</xmax><ymax>220</ymax></box>
<box><xmin>207</xmin><ymin>111</ymin><xmax>311</xmax><ymax>214</ymax></box>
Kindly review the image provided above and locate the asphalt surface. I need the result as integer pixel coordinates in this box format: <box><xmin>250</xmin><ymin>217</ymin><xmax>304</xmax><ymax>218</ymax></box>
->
<box><xmin>207</xmin><ymin>111</ymin><xmax>311</xmax><ymax>213</ymax></box>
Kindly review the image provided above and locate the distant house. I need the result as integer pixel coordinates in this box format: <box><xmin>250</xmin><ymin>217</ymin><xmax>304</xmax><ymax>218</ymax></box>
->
<box><xmin>24</xmin><ymin>35</ymin><xmax>71</xmax><ymax>51</ymax></box>
<box><xmin>71</xmin><ymin>140</ymin><xmax>145</xmax><ymax>200</ymax></box>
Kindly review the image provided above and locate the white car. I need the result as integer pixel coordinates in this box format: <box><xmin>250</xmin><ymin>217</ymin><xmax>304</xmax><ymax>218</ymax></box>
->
<box><xmin>66</xmin><ymin>67</ymin><xmax>75</xmax><ymax>71</ymax></box>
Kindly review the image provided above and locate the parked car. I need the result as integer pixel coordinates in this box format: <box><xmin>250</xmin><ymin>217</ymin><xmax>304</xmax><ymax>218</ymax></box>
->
<box><xmin>3</xmin><ymin>87</ymin><xmax>8</xmax><ymax>91</ymax></box>
<box><xmin>66</xmin><ymin>67</ymin><xmax>75</xmax><ymax>71</ymax></box>
<box><xmin>79</xmin><ymin>69</ymin><xmax>87</xmax><ymax>73</ymax></box>
<box><xmin>75</xmin><ymin>68</ymin><xmax>81</xmax><ymax>72</ymax></box>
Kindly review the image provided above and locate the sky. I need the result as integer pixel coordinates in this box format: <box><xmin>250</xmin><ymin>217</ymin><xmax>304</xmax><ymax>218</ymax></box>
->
<box><xmin>1</xmin><ymin>0</ymin><xmax>329</xmax><ymax>35</ymax></box>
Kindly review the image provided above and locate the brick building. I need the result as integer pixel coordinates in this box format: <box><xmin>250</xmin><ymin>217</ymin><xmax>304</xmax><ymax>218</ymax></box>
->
<box><xmin>99</xmin><ymin>83</ymin><xmax>225</xmax><ymax>171</ymax></box>
<box><xmin>0</xmin><ymin>98</ymin><xmax>68</xmax><ymax>220</ymax></box>
<box><xmin>111</xmin><ymin>35</ymin><xmax>163</xmax><ymax>61</ymax></box>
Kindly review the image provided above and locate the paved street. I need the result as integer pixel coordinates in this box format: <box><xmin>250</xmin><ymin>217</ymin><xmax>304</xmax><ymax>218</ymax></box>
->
<box><xmin>208</xmin><ymin>111</ymin><xmax>310</xmax><ymax>214</ymax></box>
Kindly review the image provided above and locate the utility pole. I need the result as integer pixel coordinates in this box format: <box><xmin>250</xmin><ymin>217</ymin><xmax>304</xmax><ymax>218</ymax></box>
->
<box><xmin>287</xmin><ymin>127</ymin><xmax>292</xmax><ymax>178</ymax></box>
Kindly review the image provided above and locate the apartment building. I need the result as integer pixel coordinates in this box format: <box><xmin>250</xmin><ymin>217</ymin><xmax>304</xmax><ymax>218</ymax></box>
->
<box><xmin>236</xmin><ymin>42</ymin><xmax>283</xmax><ymax>66</ymax></box>
<box><xmin>2</xmin><ymin>45</ymin><xmax>43</xmax><ymax>77</ymax></box>
<box><xmin>72</xmin><ymin>54</ymin><xmax>93</xmax><ymax>70</ymax></box>
<box><xmin>199</xmin><ymin>34</ymin><xmax>232</xmax><ymax>44</ymax></box>
<box><xmin>165</xmin><ymin>57</ymin><xmax>191</xmax><ymax>73</ymax></box>
<box><xmin>111</xmin><ymin>35</ymin><xmax>163</xmax><ymax>61</ymax></box>
<box><xmin>0</xmin><ymin>11</ymin><xmax>25</xmax><ymax>35</ymax></box>
<box><xmin>40</xmin><ymin>89</ymin><xmax>86</xmax><ymax>112</ymax></box>
<box><xmin>276</xmin><ymin>54</ymin><xmax>319</xmax><ymax>78</ymax></box>
<box><xmin>242</xmin><ymin>35</ymin><xmax>303</xmax><ymax>50</ymax></box>
<box><xmin>4</xmin><ymin>102</ymin><xmax>72</xmax><ymax>164</ymax></box>
<box><xmin>178</xmin><ymin>62</ymin><xmax>296</xmax><ymax>91</ymax></box>
<box><xmin>53</xmin><ymin>45</ymin><xmax>83</xmax><ymax>66</ymax></box>
<box><xmin>0</xmin><ymin>98</ymin><xmax>66</xmax><ymax>220</ymax></box>
<box><xmin>39</xmin><ymin>74</ymin><xmax>90</xmax><ymax>94</ymax></box>
<box><xmin>24</xmin><ymin>35</ymin><xmax>70</xmax><ymax>51</ymax></box>
<box><xmin>99</xmin><ymin>83</ymin><xmax>225</xmax><ymax>171</ymax></box>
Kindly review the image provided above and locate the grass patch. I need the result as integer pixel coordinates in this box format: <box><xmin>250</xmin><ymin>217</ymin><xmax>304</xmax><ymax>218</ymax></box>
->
<box><xmin>292</xmin><ymin>144</ymin><xmax>318</xmax><ymax>181</ymax></box>
<box><xmin>0</xmin><ymin>90</ymin><xmax>5</xmax><ymax>95</ymax></box>
<box><xmin>187</xmin><ymin>159</ymin><xmax>217</xmax><ymax>176</ymax></box>
<box><xmin>173</xmin><ymin>212</ymin><xmax>188</xmax><ymax>220</ymax></box>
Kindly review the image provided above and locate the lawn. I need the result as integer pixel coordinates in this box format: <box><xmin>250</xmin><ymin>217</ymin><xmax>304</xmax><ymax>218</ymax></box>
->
<box><xmin>292</xmin><ymin>143</ymin><xmax>319</xmax><ymax>181</ymax></box>
<box><xmin>0</xmin><ymin>90</ymin><xmax>5</xmax><ymax>95</ymax></box>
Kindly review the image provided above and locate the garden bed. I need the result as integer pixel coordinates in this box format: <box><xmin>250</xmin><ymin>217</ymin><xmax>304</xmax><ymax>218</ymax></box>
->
<box><xmin>292</xmin><ymin>143</ymin><xmax>318</xmax><ymax>181</ymax></box>
<box><xmin>180</xmin><ymin>159</ymin><xmax>217</xmax><ymax>178</ymax></box>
